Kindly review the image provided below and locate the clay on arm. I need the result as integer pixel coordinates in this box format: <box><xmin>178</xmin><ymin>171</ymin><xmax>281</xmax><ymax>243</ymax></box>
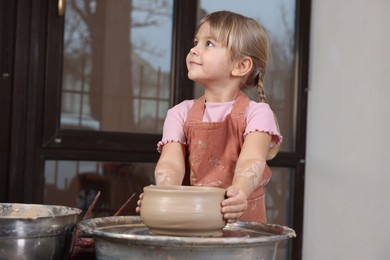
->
<box><xmin>232</xmin><ymin>132</ymin><xmax>271</xmax><ymax>196</ymax></box>
<box><xmin>155</xmin><ymin>142</ymin><xmax>186</xmax><ymax>185</ymax></box>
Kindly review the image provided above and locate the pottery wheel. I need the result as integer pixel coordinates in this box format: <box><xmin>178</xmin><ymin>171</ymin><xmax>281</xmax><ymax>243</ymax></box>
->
<box><xmin>129</xmin><ymin>227</ymin><xmax>250</xmax><ymax>238</ymax></box>
<box><xmin>78</xmin><ymin>216</ymin><xmax>297</xmax><ymax>260</ymax></box>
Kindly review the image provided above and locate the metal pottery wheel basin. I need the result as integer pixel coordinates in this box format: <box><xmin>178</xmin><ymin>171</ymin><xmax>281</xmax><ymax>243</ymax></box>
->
<box><xmin>0</xmin><ymin>203</ymin><xmax>82</xmax><ymax>260</ymax></box>
<box><xmin>78</xmin><ymin>216</ymin><xmax>296</xmax><ymax>260</ymax></box>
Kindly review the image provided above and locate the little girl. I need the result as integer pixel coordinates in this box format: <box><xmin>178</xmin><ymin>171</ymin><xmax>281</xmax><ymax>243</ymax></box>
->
<box><xmin>137</xmin><ymin>10</ymin><xmax>281</xmax><ymax>223</ymax></box>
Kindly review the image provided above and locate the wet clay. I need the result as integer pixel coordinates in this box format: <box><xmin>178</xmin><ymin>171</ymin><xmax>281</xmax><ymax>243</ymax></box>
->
<box><xmin>0</xmin><ymin>203</ymin><xmax>81</xmax><ymax>219</ymax></box>
<box><xmin>140</xmin><ymin>186</ymin><xmax>226</xmax><ymax>237</ymax></box>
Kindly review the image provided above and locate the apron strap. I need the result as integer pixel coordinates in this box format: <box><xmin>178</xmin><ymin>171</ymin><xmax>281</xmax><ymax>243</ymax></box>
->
<box><xmin>186</xmin><ymin>96</ymin><xmax>205</xmax><ymax>123</ymax></box>
<box><xmin>230</xmin><ymin>91</ymin><xmax>249</xmax><ymax>118</ymax></box>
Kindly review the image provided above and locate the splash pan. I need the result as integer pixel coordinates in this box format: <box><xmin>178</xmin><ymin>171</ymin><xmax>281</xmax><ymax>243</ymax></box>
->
<box><xmin>78</xmin><ymin>216</ymin><xmax>296</xmax><ymax>260</ymax></box>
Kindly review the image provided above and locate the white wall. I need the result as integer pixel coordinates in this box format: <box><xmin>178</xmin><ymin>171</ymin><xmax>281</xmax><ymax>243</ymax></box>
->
<box><xmin>303</xmin><ymin>0</ymin><xmax>390</xmax><ymax>259</ymax></box>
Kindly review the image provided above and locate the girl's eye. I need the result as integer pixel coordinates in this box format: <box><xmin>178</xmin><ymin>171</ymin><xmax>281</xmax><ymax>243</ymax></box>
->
<box><xmin>206</xmin><ymin>41</ymin><xmax>214</xmax><ymax>47</ymax></box>
<box><xmin>193</xmin><ymin>40</ymin><xmax>198</xmax><ymax>47</ymax></box>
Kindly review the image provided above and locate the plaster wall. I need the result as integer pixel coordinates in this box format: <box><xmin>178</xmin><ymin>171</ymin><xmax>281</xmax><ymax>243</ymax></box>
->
<box><xmin>303</xmin><ymin>0</ymin><xmax>390</xmax><ymax>259</ymax></box>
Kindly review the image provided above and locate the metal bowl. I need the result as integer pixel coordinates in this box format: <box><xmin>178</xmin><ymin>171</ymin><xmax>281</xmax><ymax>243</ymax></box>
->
<box><xmin>0</xmin><ymin>203</ymin><xmax>82</xmax><ymax>260</ymax></box>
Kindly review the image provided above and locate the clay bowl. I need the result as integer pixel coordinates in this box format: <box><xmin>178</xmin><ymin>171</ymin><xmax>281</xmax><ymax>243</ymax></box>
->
<box><xmin>140</xmin><ymin>185</ymin><xmax>226</xmax><ymax>237</ymax></box>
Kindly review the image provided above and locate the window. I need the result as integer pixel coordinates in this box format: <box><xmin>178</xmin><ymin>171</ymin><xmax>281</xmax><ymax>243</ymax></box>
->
<box><xmin>60</xmin><ymin>0</ymin><xmax>173</xmax><ymax>134</ymax></box>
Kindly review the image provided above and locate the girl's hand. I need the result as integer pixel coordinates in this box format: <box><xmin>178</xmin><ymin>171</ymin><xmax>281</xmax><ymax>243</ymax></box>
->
<box><xmin>136</xmin><ymin>184</ymin><xmax>156</xmax><ymax>213</ymax></box>
<box><xmin>135</xmin><ymin>193</ymin><xmax>144</xmax><ymax>213</ymax></box>
<box><xmin>221</xmin><ymin>186</ymin><xmax>248</xmax><ymax>223</ymax></box>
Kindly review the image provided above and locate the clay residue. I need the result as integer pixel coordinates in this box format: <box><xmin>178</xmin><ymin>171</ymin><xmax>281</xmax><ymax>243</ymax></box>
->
<box><xmin>0</xmin><ymin>204</ymin><xmax>79</xmax><ymax>219</ymax></box>
<box><xmin>234</xmin><ymin>160</ymin><xmax>266</xmax><ymax>190</ymax></box>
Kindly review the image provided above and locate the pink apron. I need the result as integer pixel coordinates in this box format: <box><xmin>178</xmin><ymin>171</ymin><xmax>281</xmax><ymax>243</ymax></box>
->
<box><xmin>183</xmin><ymin>91</ymin><xmax>272</xmax><ymax>222</ymax></box>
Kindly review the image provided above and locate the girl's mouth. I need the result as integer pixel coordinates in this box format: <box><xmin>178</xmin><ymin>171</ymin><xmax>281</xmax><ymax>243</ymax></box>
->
<box><xmin>189</xmin><ymin>61</ymin><xmax>201</xmax><ymax>66</ymax></box>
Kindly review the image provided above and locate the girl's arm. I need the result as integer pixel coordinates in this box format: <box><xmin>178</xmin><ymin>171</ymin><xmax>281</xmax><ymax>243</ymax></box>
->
<box><xmin>222</xmin><ymin>131</ymin><xmax>271</xmax><ymax>221</ymax></box>
<box><xmin>154</xmin><ymin>142</ymin><xmax>186</xmax><ymax>185</ymax></box>
<box><xmin>233</xmin><ymin>131</ymin><xmax>270</xmax><ymax>195</ymax></box>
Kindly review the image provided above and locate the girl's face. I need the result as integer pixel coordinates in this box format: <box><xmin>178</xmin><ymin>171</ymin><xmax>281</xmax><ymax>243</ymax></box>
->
<box><xmin>186</xmin><ymin>22</ymin><xmax>236</xmax><ymax>87</ymax></box>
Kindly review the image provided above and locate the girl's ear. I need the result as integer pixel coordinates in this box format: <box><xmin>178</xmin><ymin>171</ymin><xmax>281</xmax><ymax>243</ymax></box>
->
<box><xmin>232</xmin><ymin>56</ymin><xmax>253</xmax><ymax>77</ymax></box>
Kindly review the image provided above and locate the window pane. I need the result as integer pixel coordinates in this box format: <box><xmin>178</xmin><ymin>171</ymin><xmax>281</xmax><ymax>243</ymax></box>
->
<box><xmin>265</xmin><ymin>167</ymin><xmax>294</xmax><ymax>260</ymax></box>
<box><xmin>198</xmin><ymin>1</ymin><xmax>297</xmax><ymax>152</ymax></box>
<box><xmin>61</xmin><ymin>0</ymin><xmax>173</xmax><ymax>134</ymax></box>
<box><xmin>44</xmin><ymin>160</ymin><xmax>155</xmax><ymax>216</ymax></box>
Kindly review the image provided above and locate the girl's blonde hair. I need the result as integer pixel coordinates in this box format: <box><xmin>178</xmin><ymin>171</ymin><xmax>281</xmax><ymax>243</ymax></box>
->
<box><xmin>197</xmin><ymin>10</ymin><xmax>269</xmax><ymax>102</ymax></box>
<box><xmin>197</xmin><ymin>11</ymin><xmax>280</xmax><ymax>159</ymax></box>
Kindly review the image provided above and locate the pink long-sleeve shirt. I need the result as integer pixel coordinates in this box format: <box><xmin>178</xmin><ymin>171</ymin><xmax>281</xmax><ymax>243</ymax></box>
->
<box><xmin>157</xmin><ymin>99</ymin><xmax>282</xmax><ymax>152</ymax></box>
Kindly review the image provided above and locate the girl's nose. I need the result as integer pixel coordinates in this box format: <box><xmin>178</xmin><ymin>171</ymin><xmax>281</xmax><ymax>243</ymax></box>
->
<box><xmin>190</xmin><ymin>46</ymin><xmax>199</xmax><ymax>55</ymax></box>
